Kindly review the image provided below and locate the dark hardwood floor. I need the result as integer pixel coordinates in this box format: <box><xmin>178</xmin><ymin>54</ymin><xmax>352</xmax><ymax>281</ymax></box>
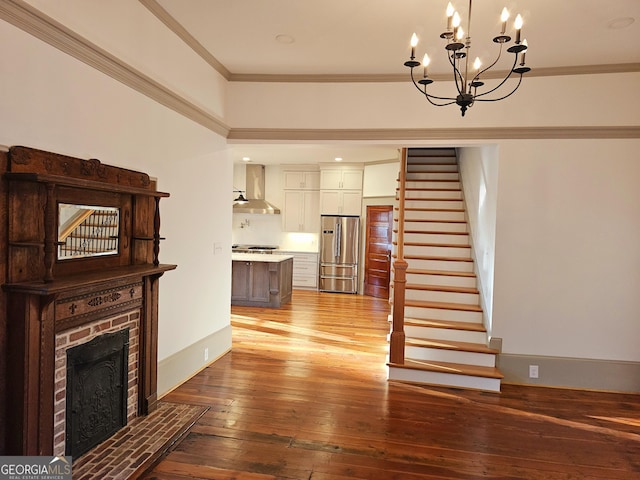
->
<box><xmin>143</xmin><ymin>290</ymin><xmax>640</xmax><ymax>479</ymax></box>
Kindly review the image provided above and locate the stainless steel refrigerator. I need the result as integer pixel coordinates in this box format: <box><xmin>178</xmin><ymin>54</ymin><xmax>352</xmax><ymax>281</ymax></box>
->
<box><xmin>319</xmin><ymin>215</ymin><xmax>360</xmax><ymax>293</ymax></box>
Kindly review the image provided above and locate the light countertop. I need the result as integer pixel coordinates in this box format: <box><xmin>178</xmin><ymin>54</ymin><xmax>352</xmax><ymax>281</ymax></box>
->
<box><xmin>232</xmin><ymin>253</ymin><xmax>294</xmax><ymax>263</ymax></box>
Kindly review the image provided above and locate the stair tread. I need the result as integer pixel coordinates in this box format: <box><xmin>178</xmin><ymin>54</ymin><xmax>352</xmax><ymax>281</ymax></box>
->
<box><xmin>405</xmin><ymin>299</ymin><xmax>482</xmax><ymax>312</ymax></box>
<box><xmin>400</xmin><ymin>254</ymin><xmax>474</xmax><ymax>262</ymax></box>
<box><xmin>403</xmin><ymin>187</ymin><xmax>461</xmax><ymax>192</ymax></box>
<box><xmin>396</xmin><ymin>207</ymin><xmax>465</xmax><ymax>212</ymax></box>
<box><xmin>404</xmin><ymin>317</ymin><xmax>487</xmax><ymax>332</ymax></box>
<box><xmin>406</xmin><ymin>268</ymin><xmax>476</xmax><ymax>278</ymax></box>
<box><xmin>401</xmin><ymin>197</ymin><xmax>463</xmax><ymax>201</ymax></box>
<box><xmin>395</xmin><ymin>229</ymin><xmax>468</xmax><ymax>235</ymax></box>
<box><xmin>396</xmin><ymin>178</ymin><xmax>460</xmax><ymax>182</ymax></box>
<box><xmin>388</xmin><ymin>359</ymin><xmax>503</xmax><ymax>379</ymax></box>
<box><xmin>405</xmin><ymin>284</ymin><xmax>479</xmax><ymax>294</ymax></box>
<box><xmin>405</xmin><ymin>337</ymin><xmax>498</xmax><ymax>354</ymax></box>
<box><xmin>395</xmin><ymin>218</ymin><xmax>467</xmax><ymax>224</ymax></box>
<box><xmin>395</xmin><ymin>241</ymin><xmax>471</xmax><ymax>248</ymax></box>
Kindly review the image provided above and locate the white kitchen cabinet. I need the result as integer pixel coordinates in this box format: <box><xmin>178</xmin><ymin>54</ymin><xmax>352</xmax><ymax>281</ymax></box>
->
<box><xmin>319</xmin><ymin>190</ymin><xmax>362</xmax><ymax>215</ymax></box>
<box><xmin>320</xmin><ymin>169</ymin><xmax>363</xmax><ymax>190</ymax></box>
<box><xmin>283</xmin><ymin>170</ymin><xmax>321</xmax><ymax>190</ymax></box>
<box><xmin>283</xmin><ymin>190</ymin><xmax>320</xmax><ymax>232</ymax></box>
<box><xmin>279</xmin><ymin>251</ymin><xmax>319</xmax><ymax>288</ymax></box>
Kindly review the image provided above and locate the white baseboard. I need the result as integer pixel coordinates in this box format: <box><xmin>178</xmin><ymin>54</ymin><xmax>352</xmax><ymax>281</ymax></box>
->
<box><xmin>157</xmin><ymin>325</ymin><xmax>232</xmax><ymax>397</ymax></box>
<box><xmin>498</xmin><ymin>353</ymin><xmax>640</xmax><ymax>393</ymax></box>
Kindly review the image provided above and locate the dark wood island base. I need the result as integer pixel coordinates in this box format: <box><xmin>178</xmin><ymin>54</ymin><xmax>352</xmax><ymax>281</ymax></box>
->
<box><xmin>231</xmin><ymin>254</ymin><xmax>293</xmax><ymax>308</ymax></box>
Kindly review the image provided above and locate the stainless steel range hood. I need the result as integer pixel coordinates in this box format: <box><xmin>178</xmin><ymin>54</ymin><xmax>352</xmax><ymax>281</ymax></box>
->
<box><xmin>233</xmin><ymin>164</ymin><xmax>281</xmax><ymax>214</ymax></box>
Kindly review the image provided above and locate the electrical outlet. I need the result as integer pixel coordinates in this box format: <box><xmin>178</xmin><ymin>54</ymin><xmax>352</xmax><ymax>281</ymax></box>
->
<box><xmin>529</xmin><ymin>365</ymin><xmax>539</xmax><ymax>379</ymax></box>
<box><xmin>204</xmin><ymin>347</ymin><xmax>209</xmax><ymax>362</ymax></box>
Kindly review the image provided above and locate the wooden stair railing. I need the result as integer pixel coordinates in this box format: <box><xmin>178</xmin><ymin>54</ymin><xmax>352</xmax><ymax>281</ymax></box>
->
<box><xmin>58</xmin><ymin>209</ymin><xmax>95</xmax><ymax>241</ymax></box>
<box><xmin>390</xmin><ymin>147</ymin><xmax>408</xmax><ymax>364</ymax></box>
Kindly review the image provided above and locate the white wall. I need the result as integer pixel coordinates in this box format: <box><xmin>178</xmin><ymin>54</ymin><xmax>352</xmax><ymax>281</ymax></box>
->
<box><xmin>0</xmin><ymin>18</ymin><xmax>232</xmax><ymax>385</ymax></box>
<box><xmin>493</xmin><ymin>139</ymin><xmax>640</xmax><ymax>362</ymax></box>
<box><xmin>458</xmin><ymin>146</ymin><xmax>499</xmax><ymax>334</ymax></box>
<box><xmin>363</xmin><ymin>162</ymin><xmax>400</xmax><ymax>197</ymax></box>
<box><xmin>23</xmin><ymin>0</ymin><xmax>227</xmax><ymax>119</ymax></box>
<box><xmin>227</xmin><ymin>72</ymin><xmax>640</xmax><ymax>129</ymax></box>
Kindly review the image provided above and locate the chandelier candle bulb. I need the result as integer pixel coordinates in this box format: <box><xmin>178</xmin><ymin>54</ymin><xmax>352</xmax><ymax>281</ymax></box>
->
<box><xmin>521</xmin><ymin>39</ymin><xmax>528</xmax><ymax>64</ymax></box>
<box><xmin>422</xmin><ymin>54</ymin><xmax>430</xmax><ymax>77</ymax></box>
<box><xmin>514</xmin><ymin>14</ymin><xmax>523</xmax><ymax>43</ymax></box>
<box><xmin>410</xmin><ymin>32</ymin><xmax>418</xmax><ymax>59</ymax></box>
<box><xmin>500</xmin><ymin>7</ymin><xmax>509</xmax><ymax>34</ymax></box>
<box><xmin>446</xmin><ymin>2</ymin><xmax>455</xmax><ymax>30</ymax></box>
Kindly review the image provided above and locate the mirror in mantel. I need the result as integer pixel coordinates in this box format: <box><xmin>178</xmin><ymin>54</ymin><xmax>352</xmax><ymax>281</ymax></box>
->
<box><xmin>58</xmin><ymin>204</ymin><xmax>120</xmax><ymax>260</ymax></box>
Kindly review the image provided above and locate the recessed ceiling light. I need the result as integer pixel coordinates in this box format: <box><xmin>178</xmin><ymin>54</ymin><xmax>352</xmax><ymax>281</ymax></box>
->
<box><xmin>335</xmin><ymin>157</ymin><xmax>343</xmax><ymax>162</ymax></box>
<box><xmin>608</xmin><ymin>17</ymin><xmax>635</xmax><ymax>29</ymax></box>
<box><xmin>275</xmin><ymin>34</ymin><xmax>295</xmax><ymax>44</ymax></box>
<box><xmin>242</xmin><ymin>157</ymin><xmax>251</xmax><ymax>162</ymax></box>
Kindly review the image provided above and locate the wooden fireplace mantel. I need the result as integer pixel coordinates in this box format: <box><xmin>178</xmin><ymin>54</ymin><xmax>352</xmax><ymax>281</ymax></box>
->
<box><xmin>0</xmin><ymin>146</ymin><xmax>176</xmax><ymax>456</ymax></box>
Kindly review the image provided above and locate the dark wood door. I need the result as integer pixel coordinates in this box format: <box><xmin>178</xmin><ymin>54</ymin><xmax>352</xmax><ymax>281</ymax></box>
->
<box><xmin>364</xmin><ymin>205</ymin><xmax>393</xmax><ymax>298</ymax></box>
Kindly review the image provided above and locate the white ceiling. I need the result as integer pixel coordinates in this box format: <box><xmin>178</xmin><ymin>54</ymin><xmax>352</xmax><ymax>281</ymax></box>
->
<box><xmin>157</xmin><ymin>0</ymin><xmax>640</xmax><ymax>76</ymax></box>
<box><xmin>152</xmin><ymin>0</ymin><xmax>639</xmax><ymax>165</ymax></box>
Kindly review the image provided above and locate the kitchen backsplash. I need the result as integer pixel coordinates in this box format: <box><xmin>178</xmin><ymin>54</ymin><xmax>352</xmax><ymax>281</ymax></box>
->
<box><xmin>232</xmin><ymin>213</ymin><xmax>318</xmax><ymax>252</ymax></box>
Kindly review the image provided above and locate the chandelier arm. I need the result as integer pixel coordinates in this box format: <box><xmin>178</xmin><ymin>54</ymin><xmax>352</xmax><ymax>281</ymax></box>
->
<box><xmin>472</xmin><ymin>53</ymin><xmax>520</xmax><ymax>99</ymax></box>
<box><xmin>447</xmin><ymin>53</ymin><xmax>466</xmax><ymax>95</ymax></box>
<box><xmin>409</xmin><ymin>67</ymin><xmax>458</xmax><ymax>103</ymax></box>
<box><xmin>423</xmin><ymin>94</ymin><xmax>459</xmax><ymax>107</ymax></box>
<box><xmin>470</xmin><ymin>43</ymin><xmax>504</xmax><ymax>84</ymax></box>
<box><xmin>473</xmin><ymin>74</ymin><xmax>523</xmax><ymax>102</ymax></box>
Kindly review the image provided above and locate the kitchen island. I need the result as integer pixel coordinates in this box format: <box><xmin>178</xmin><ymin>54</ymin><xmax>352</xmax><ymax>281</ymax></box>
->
<box><xmin>231</xmin><ymin>253</ymin><xmax>294</xmax><ymax>307</ymax></box>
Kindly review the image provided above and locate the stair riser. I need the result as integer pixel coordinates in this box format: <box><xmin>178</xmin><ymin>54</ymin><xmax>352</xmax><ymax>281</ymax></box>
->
<box><xmin>401</xmin><ymin>189</ymin><xmax>462</xmax><ymax>200</ymax></box>
<box><xmin>407</xmin><ymin>164</ymin><xmax>458</xmax><ymax>173</ymax></box>
<box><xmin>404</xmin><ymin>244</ymin><xmax>472</xmax><ymax>257</ymax></box>
<box><xmin>404</xmin><ymin>324</ymin><xmax>488</xmax><ymax>343</ymax></box>
<box><xmin>405</xmin><ymin>181</ymin><xmax>461</xmax><ymax>190</ymax></box>
<box><xmin>403</xmin><ymin>210</ymin><xmax>466</xmax><ymax>221</ymax></box>
<box><xmin>408</xmin><ymin>157</ymin><xmax>457</xmax><ymax>165</ymax></box>
<box><xmin>404</xmin><ymin>288</ymin><xmax>480</xmax><ymax>305</ymax></box>
<box><xmin>405</xmin><ymin>306</ymin><xmax>483</xmax><ymax>323</ymax></box>
<box><xmin>403</xmin><ymin>232</ymin><xmax>470</xmax><ymax>245</ymax></box>
<box><xmin>405</xmin><ymin>346</ymin><xmax>496</xmax><ymax>367</ymax></box>
<box><xmin>400</xmin><ymin>221</ymin><xmax>467</xmax><ymax>233</ymax></box>
<box><xmin>405</xmin><ymin>258</ymin><xmax>474</xmax><ymax>272</ymax></box>
<box><xmin>406</xmin><ymin>172</ymin><xmax>459</xmax><ymax>181</ymax></box>
<box><xmin>387</xmin><ymin>366</ymin><xmax>501</xmax><ymax>392</ymax></box>
<box><xmin>404</xmin><ymin>199</ymin><xmax>464</xmax><ymax>209</ymax></box>
<box><xmin>406</xmin><ymin>273</ymin><xmax>477</xmax><ymax>288</ymax></box>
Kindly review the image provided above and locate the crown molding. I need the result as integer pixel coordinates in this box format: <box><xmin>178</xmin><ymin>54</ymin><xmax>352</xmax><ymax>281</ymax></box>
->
<box><xmin>0</xmin><ymin>0</ymin><xmax>230</xmax><ymax>137</ymax></box>
<box><xmin>139</xmin><ymin>0</ymin><xmax>231</xmax><ymax>80</ymax></box>
<box><xmin>229</xmin><ymin>63</ymin><xmax>640</xmax><ymax>83</ymax></box>
<box><xmin>228</xmin><ymin>126</ymin><xmax>640</xmax><ymax>142</ymax></box>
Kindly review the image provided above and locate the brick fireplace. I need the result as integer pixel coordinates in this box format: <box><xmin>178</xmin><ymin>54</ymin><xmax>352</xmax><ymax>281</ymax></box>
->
<box><xmin>55</xmin><ymin>310</ymin><xmax>139</xmax><ymax>456</ymax></box>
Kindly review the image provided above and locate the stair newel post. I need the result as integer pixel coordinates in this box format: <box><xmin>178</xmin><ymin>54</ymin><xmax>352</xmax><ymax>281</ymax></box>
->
<box><xmin>390</xmin><ymin>148</ymin><xmax>408</xmax><ymax>364</ymax></box>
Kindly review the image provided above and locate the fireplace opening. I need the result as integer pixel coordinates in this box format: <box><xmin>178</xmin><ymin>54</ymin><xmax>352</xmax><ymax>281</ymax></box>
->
<box><xmin>66</xmin><ymin>328</ymin><xmax>130</xmax><ymax>458</ymax></box>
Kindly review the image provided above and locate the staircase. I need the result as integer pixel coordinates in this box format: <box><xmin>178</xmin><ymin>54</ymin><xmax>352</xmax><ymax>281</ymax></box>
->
<box><xmin>387</xmin><ymin>148</ymin><xmax>503</xmax><ymax>392</ymax></box>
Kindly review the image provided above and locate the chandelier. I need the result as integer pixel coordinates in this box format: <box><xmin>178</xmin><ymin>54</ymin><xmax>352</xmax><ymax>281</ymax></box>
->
<box><xmin>404</xmin><ymin>0</ymin><xmax>530</xmax><ymax>116</ymax></box>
